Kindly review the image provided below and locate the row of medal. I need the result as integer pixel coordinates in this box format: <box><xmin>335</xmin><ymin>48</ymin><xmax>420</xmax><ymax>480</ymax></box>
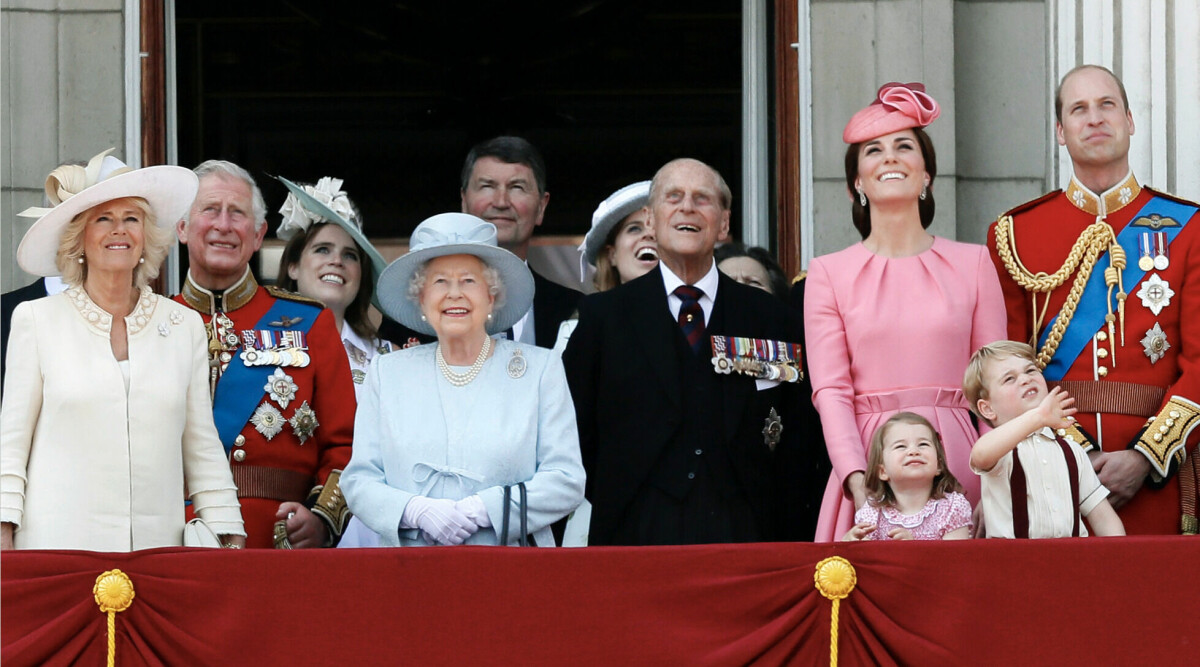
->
<box><xmin>710</xmin><ymin>335</ymin><xmax>803</xmax><ymax>383</ymax></box>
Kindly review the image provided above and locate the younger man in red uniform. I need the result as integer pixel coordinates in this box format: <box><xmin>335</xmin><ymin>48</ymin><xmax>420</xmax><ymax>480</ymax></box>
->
<box><xmin>987</xmin><ymin>65</ymin><xmax>1200</xmax><ymax>534</ymax></box>
<box><xmin>176</xmin><ymin>160</ymin><xmax>355</xmax><ymax>548</ymax></box>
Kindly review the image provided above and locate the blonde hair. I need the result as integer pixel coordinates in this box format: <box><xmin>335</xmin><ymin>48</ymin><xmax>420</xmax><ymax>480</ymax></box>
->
<box><xmin>57</xmin><ymin>197</ymin><xmax>171</xmax><ymax>289</ymax></box>
<box><xmin>963</xmin><ymin>340</ymin><xmax>1038</xmax><ymax>425</ymax></box>
<box><xmin>863</xmin><ymin>412</ymin><xmax>963</xmax><ymax>508</ymax></box>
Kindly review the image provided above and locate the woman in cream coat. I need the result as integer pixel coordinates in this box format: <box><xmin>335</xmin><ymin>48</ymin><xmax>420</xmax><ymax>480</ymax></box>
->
<box><xmin>0</xmin><ymin>150</ymin><xmax>245</xmax><ymax>551</ymax></box>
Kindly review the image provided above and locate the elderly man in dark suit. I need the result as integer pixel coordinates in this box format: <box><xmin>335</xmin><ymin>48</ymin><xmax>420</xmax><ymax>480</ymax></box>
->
<box><xmin>564</xmin><ymin>158</ymin><xmax>820</xmax><ymax>545</ymax></box>
<box><xmin>382</xmin><ymin>136</ymin><xmax>581</xmax><ymax>348</ymax></box>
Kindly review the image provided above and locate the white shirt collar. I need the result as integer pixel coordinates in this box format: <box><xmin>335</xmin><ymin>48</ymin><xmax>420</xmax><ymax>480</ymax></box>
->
<box><xmin>659</xmin><ymin>259</ymin><xmax>720</xmax><ymax>300</ymax></box>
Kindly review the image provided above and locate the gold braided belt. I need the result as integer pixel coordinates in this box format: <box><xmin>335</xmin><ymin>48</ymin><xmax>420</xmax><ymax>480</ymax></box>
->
<box><xmin>994</xmin><ymin>215</ymin><xmax>1128</xmax><ymax>368</ymax></box>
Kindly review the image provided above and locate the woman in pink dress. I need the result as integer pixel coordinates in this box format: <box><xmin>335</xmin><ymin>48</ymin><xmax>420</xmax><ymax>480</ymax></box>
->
<box><xmin>805</xmin><ymin>83</ymin><xmax>1006</xmax><ymax>541</ymax></box>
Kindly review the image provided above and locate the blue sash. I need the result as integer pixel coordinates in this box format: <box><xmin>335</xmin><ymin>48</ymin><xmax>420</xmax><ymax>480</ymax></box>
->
<box><xmin>1040</xmin><ymin>196</ymin><xmax>1198</xmax><ymax>380</ymax></box>
<box><xmin>212</xmin><ymin>298</ymin><xmax>321</xmax><ymax>453</ymax></box>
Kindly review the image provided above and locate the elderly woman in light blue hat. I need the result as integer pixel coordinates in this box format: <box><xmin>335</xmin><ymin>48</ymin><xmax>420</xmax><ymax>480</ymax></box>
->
<box><xmin>341</xmin><ymin>213</ymin><xmax>585</xmax><ymax>547</ymax></box>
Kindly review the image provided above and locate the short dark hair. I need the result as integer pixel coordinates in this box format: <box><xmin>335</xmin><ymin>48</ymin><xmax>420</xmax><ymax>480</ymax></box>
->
<box><xmin>1055</xmin><ymin>64</ymin><xmax>1130</xmax><ymax>123</ymax></box>
<box><xmin>843</xmin><ymin>126</ymin><xmax>937</xmax><ymax>240</ymax></box>
<box><xmin>460</xmin><ymin>136</ymin><xmax>547</xmax><ymax>195</ymax></box>
<box><xmin>713</xmin><ymin>242</ymin><xmax>789</xmax><ymax>299</ymax></box>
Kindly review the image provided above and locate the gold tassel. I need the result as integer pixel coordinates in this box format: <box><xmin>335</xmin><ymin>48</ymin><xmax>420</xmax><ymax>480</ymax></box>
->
<box><xmin>815</xmin><ymin>557</ymin><xmax>858</xmax><ymax>667</ymax></box>
<box><xmin>94</xmin><ymin>570</ymin><xmax>135</xmax><ymax>667</ymax></box>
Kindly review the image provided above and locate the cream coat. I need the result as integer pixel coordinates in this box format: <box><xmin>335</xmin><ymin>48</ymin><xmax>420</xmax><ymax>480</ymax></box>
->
<box><xmin>0</xmin><ymin>287</ymin><xmax>242</xmax><ymax>551</ymax></box>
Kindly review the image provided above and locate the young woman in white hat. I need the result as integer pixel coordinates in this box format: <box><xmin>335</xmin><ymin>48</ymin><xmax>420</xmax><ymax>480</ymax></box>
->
<box><xmin>341</xmin><ymin>213</ymin><xmax>584</xmax><ymax>547</ymax></box>
<box><xmin>0</xmin><ymin>149</ymin><xmax>245</xmax><ymax>551</ymax></box>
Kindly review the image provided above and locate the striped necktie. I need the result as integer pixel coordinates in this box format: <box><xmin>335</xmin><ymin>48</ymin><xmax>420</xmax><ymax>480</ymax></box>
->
<box><xmin>673</xmin><ymin>285</ymin><xmax>706</xmax><ymax>353</ymax></box>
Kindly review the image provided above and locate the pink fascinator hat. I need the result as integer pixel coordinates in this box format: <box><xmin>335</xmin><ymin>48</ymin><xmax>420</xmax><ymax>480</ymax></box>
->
<box><xmin>842</xmin><ymin>82</ymin><xmax>940</xmax><ymax>144</ymax></box>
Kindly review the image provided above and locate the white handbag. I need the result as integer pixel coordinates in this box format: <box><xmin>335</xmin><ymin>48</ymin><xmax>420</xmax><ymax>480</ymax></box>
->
<box><xmin>183</xmin><ymin>518</ymin><xmax>222</xmax><ymax>548</ymax></box>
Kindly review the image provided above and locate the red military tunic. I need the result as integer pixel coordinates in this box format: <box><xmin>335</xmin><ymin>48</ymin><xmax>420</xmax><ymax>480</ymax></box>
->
<box><xmin>987</xmin><ymin>173</ymin><xmax>1200</xmax><ymax>534</ymax></box>
<box><xmin>176</xmin><ymin>270</ymin><xmax>355</xmax><ymax>547</ymax></box>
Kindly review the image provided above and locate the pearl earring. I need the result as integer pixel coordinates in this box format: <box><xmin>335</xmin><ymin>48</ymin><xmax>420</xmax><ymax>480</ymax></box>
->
<box><xmin>139</xmin><ymin>257</ymin><xmax>145</xmax><ymax>264</ymax></box>
<box><xmin>858</xmin><ymin>189</ymin><xmax>867</xmax><ymax>207</ymax></box>
<box><xmin>420</xmin><ymin>314</ymin><xmax>427</xmax><ymax>322</ymax></box>
<box><xmin>487</xmin><ymin>312</ymin><xmax>494</xmax><ymax>322</ymax></box>
<box><xmin>78</xmin><ymin>256</ymin><xmax>85</xmax><ymax>264</ymax></box>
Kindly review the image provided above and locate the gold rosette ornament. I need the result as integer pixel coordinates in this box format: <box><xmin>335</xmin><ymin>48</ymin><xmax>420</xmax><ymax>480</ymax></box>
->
<box><xmin>94</xmin><ymin>569</ymin><xmax>135</xmax><ymax>667</ymax></box>
<box><xmin>814</xmin><ymin>557</ymin><xmax>857</xmax><ymax>667</ymax></box>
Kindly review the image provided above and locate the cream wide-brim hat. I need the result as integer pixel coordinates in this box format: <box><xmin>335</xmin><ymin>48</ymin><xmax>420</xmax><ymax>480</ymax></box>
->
<box><xmin>376</xmin><ymin>213</ymin><xmax>535</xmax><ymax>337</ymax></box>
<box><xmin>17</xmin><ymin>149</ymin><xmax>198</xmax><ymax>277</ymax></box>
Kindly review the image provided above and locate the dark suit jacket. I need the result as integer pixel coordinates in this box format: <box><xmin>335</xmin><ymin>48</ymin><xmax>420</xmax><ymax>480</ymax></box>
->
<box><xmin>563</xmin><ymin>266</ymin><xmax>822</xmax><ymax>544</ymax></box>
<box><xmin>2</xmin><ymin>279</ymin><xmax>50</xmax><ymax>385</ymax></box>
<box><xmin>379</xmin><ymin>267</ymin><xmax>582</xmax><ymax>348</ymax></box>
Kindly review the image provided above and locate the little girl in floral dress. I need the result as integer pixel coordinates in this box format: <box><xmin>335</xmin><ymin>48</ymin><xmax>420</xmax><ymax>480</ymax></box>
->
<box><xmin>842</xmin><ymin>412</ymin><xmax>972</xmax><ymax>541</ymax></box>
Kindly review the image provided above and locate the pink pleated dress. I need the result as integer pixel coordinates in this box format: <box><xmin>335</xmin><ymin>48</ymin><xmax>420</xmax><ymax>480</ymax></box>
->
<box><xmin>805</xmin><ymin>237</ymin><xmax>1006</xmax><ymax>542</ymax></box>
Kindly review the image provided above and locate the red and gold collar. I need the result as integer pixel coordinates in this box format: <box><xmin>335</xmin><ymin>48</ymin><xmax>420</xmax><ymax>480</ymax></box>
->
<box><xmin>1064</xmin><ymin>172</ymin><xmax>1141</xmax><ymax>217</ymax></box>
<box><xmin>179</xmin><ymin>268</ymin><xmax>258</xmax><ymax>314</ymax></box>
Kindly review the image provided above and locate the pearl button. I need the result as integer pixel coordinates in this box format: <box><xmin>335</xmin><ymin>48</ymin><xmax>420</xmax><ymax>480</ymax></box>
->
<box><xmin>695</xmin><ymin>449</ymin><xmax>703</xmax><ymax>455</ymax></box>
<box><xmin>687</xmin><ymin>472</ymin><xmax>695</xmax><ymax>480</ymax></box>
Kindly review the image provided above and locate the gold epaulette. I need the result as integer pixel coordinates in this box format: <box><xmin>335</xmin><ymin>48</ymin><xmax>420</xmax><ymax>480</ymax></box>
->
<box><xmin>264</xmin><ymin>284</ymin><xmax>327</xmax><ymax>308</ymax></box>
<box><xmin>791</xmin><ymin>270</ymin><xmax>807</xmax><ymax>286</ymax></box>
<box><xmin>1142</xmin><ymin>186</ymin><xmax>1200</xmax><ymax>209</ymax></box>
<box><xmin>1134</xmin><ymin>396</ymin><xmax>1200</xmax><ymax>481</ymax></box>
<box><xmin>999</xmin><ymin>190</ymin><xmax>1062</xmax><ymax>219</ymax></box>
<box><xmin>1055</xmin><ymin>421</ymin><xmax>1098</xmax><ymax>454</ymax></box>
<box><xmin>308</xmin><ymin>470</ymin><xmax>350</xmax><ymax>545</ymax></box>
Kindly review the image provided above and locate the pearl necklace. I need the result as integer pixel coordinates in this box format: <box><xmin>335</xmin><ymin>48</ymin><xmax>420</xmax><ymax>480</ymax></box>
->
<box><xmin>436</xmin><ymin>335</ymin><xmax>492</xmax><ymax>387</ymax></box>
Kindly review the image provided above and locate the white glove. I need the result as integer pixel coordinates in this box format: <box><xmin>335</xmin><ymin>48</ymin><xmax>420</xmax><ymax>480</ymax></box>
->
<box><xmin>455</xmin><ymin>495</ymin><xmax>492</xmax><ymax>529</ymax></box>
<box><xmin>401</xmin><ymin>496</ymin><xmax>477</xmax><ymax>546</ymax></box>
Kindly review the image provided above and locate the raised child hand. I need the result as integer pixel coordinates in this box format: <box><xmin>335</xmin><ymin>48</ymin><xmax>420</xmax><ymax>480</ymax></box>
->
<box><xmin>841</xmin><ymin>522</ymin><xmax>874</xmax><ymax>542</ymax></box>
<box><xmin>1037</xmin><ymin>386</ymin><xmax>1077</xmax><ymax>429</ymax></box>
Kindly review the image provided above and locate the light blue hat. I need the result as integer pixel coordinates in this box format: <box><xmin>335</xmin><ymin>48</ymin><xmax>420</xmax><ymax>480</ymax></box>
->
<box><xmin>377</xmin><ymin>213</ymin><xmax>535</xmax><ymax>337</ymax></box>
<box><xmin>276</xmin><ymin>176</ymin><xmax>389</xmax><ymax>311</ymax></box>
<box><xmin>578</xmin><ymin>180</ymin><xmax>652</xmax><ymax>281</ymax></box>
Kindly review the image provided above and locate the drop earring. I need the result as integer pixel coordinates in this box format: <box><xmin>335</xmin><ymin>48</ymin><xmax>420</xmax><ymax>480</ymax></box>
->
<box><xmin>139</xmin><ymin>257</ymin><xmax>145</xmax><ymax>264</ymax></box>
<box><xmin>420</xmin><ymin>314</ymin><xmax>427</xmax><ymax>322</ymax></box>
<box><xmin>78</xmin><ymin>256</ymin><xmax>85</xmax><ymax>264</ymax></box>
<box><xmin>857</xmin><ymin>189</ymin><xmax>867</xmax><ymax>207</ymax></box>
<box><xmin>920</xmin><ymin>183</ymin><xmax>928</xmax><ymax>201</ymax></box>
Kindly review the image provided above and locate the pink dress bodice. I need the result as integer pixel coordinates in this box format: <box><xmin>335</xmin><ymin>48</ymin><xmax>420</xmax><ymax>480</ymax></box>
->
<box><xmin>853</xmin><ymin>492</ymin><xmax>973</xmax><ymax>540</ymax></box>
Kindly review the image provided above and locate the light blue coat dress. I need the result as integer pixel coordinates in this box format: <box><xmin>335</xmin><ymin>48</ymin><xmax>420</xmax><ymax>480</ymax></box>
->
<box><xmin>342</xmin><ymin>339</ymin><xmax>585</xmax><ymax>547</ymax></box>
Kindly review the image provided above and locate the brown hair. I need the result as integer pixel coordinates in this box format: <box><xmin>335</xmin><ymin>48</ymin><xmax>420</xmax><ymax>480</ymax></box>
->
<box><xmin>843</xmin><ymin>126</ymin><xmax>937</xmax><ymax>239</ymax></box>
<box><xmin>963</xmin><ymin>340</ymin><xmax>1038</xmax><ymax>426</ymax></box>
<box><xmin>276</xmin><ymin>222</ymin><xmax>378</xmax><ymax>341</ymax></box>
<box><xmin>864</xmin><ymin>412</ymin><xmax>963</xmax><ymax>508</ymax></box>
<box><xmin>58</xmin><ymin>197</ymin><xmax>170</xmax><ymax>289</ymax></box>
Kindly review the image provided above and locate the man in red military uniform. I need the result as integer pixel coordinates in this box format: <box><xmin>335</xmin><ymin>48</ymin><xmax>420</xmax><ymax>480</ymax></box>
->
<box><xmin>175</xmin><ymin>160</ymin><xmax>355</xmax><ymax>548</ymax></box>
<box><xmin>988</xmin><ymin>65</ymin><xmax>1200</xmax><ymax>535</ymax></box>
